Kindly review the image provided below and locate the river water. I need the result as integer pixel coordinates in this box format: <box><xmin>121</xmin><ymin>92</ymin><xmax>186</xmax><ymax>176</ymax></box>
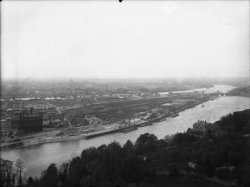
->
<box><xmin>1</xmin><ymin>85</ymin><xmax>249</xmax><ymax>177</ymax></box>
<box><xmin>158</xmin><ymin>84</ymin><xmax>236</xmax><ymax>96</ymax></box>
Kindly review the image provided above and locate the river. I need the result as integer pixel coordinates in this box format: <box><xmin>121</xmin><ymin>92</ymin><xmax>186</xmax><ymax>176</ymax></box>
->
<box><xmin>158</xmin><ymin>84</ymin><xmax>235</xmax><ymax>96</ymax></box>
<box><xmin>1</xmin><ymin>85</ymin><xmax>249</xmax><ymax>178</ymax></box>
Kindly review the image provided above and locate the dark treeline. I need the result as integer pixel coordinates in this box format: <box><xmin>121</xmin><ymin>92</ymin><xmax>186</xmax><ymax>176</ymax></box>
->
<box><xmin>1</xmin><ymin>109</ymin><xmax>250</xmax><ymax>187</ymax></box>
<box><xmin>228</xmin><ymin>86</ymin><xmax>250</xmax><ymax>97</ymax></box>
<box><xmin>1</xmin><ymin>133</ymin><xmax>161</xmax><ymax>187</ymax></box>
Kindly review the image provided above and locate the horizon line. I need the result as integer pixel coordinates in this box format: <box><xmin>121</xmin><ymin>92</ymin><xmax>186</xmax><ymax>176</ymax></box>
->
<box><xmin>2</xmin><ymin>76</ymin><xmax>249</xmax><ymax>82</ymax></box>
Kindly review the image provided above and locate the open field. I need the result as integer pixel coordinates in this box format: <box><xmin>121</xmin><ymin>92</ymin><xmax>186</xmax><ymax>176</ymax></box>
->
<box><xmin>65</xmin><ymin>94</ymin><xmax>210</xmax><ymax>124</ymax></box>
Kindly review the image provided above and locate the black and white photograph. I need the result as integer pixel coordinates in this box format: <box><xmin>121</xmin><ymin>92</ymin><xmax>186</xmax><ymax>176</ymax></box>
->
<box><xmin>1</xmin><ymin>0</ymin><xmax>250</xmax><ymax>187</ymax></box>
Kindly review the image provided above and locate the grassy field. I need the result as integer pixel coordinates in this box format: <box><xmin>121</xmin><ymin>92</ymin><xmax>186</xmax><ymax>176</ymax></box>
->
<box><xmin>65</xmin><ymin>95</ymin><xmax>210</xmax><ymax>125</ymax></box>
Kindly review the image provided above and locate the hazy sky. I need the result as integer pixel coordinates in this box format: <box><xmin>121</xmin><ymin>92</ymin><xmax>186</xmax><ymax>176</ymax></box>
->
<box><xmin>2</xmin><ymin>1</ymin><xmax>249</xmax><ymax>79</ymax></box>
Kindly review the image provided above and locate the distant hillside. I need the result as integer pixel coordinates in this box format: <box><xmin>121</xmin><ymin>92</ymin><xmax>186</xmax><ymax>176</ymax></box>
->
<box><xmin>228</xmin><ymin>86</ymin><xmax>250</xmax><ymax>97</ymax></box>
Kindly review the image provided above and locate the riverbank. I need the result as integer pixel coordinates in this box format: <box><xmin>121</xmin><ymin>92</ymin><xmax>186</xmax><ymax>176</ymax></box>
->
<box><xmin>0</xmin><ymin>97</ymin><xmax>212</xmax><ymax>151</ymax></box>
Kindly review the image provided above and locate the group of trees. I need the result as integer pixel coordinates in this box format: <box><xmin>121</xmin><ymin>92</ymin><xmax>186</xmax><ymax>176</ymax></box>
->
<box><xmin>228</xmin><ymin>86</ymin><xmax>250</xmax><ymax>97</ymax></box>
<box><xmin>216</xmin><ymin>109</ymin><xmax>250</xmax><ymax>132</ymax></box>
<box><xmin>168</xmin><ymin>110</ymin><xmax>250</xmax><ymax>185</ymax></box>
<box><xmin>23</xmin><ymin>135</ymin><xmax>159</xmax><ymax>187</ymax></box>
<box><xmin>0</xmin><ymin>158</ymin><xmax>24</xmax><ymax>187</ymax></box>
<box><xmin>172</xmin><ymin>132</ymin><xmax>196</xmax><ymax>144</ymax></box>
<box><xmin>0</xmin><ymin>133</ymin><xmax>160</xmax><ymax>187</ymax></box>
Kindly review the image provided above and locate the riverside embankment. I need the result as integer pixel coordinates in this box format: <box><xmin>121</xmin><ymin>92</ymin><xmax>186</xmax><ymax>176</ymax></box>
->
<box><xmin>0</xmin><ymin>96</ymin><xmax>210</xmax><ymax>151</ymax></box>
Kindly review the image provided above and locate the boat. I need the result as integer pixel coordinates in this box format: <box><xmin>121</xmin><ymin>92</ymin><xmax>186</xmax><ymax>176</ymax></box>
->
<box><xmin>138</xmin><ymin>121</ymin><xmax>153</xmax><ymax>127</ymax></box>
<box><xmin>0</xmin><ymin>141</ymin><xmax>24</xmax><ymax>150</ymax></box>
<box><xmin>153</xmin><ymin>115</ymin><xmax>168</xmax><ymax>122</ymax></box>
<box><xmin>120</xmin><ymin>126</ymin><xmax>137</xmax><ymax>133</ymax></box>
<box><xmin>169</xmin><ymin>113</ymin><xmax>179</xmax><ymax>118</ymax></box>
<box><xmin>85</xmin><ymin>128</ymin><xmax>121</xmax><ymax>139</ymax></box>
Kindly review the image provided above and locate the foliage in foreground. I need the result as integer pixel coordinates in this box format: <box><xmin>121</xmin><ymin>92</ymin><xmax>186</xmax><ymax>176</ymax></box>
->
<box><xmin>1</xmin><ymin>109</ymin><xmax>250</xmax><ymax>187</ymax></box>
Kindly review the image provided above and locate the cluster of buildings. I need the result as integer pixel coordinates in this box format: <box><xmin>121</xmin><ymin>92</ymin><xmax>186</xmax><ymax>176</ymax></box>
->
<box><xmin>0</xmin><ymin>100</ymin><xmax>65</xmax><ymax>136</ymax></box>
<box><xmin>60</xmin><ymin>125</ymin><xmax>105</xmax><ymax>136</ymax></box>
<box><xmin>19</xmin><ymin>109</ymin><xmax>43</xmax><ymax>132</ymax></box>
<box><xmin>60</xmin><ymin>115</ymin><xmax>104</xmax><ymax>136</ymax></box>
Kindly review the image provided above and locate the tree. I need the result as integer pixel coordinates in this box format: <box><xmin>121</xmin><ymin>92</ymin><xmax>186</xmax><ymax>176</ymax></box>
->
<box><xmin>41</xmin><ymin>163</ymin><xmax>59</xmax><ymax>187</ymax></box>
<box><xmin>168</xmin><ymin>164</ymin><xmax>179</xmax><ymax>177</ymax></box>
<box><xmin>135</xmin><ymin>133</ymin><xmax>158</xmax><ymax>154</ymax></box>
<box><xmin>80</xmin><ymin>175</ymin><xmax>96</xmax><ymax>187</ymax></box>
<box><xmin>201</xmin><ymin>152</ymin><xmax>211</xmax><ymax>169</ymax></box>
<box><xmin>238</xmin><ymin>165</ymin><xmax>250</xmax><ymax>187</ymax></box>
<box><xmin>68</xmin><ymin>156</ymin><xmax>84</xmax><ymax>177</ymax></box>
<box><xmin>123</xmin><ymin>140</ymin><xmax>135</xmax><ymax>153</ymax></box>
<box><xmin>173</xmin><ymin>132</ymin><xmax>196</xmax><ymax>144</ymax></box>
<box><xmin>59</xmin><ymin>162</ymin><xmax>68</xmax><ymax>181</ymax></box>
<box><xmin>139</xmin><ymin>183</ymin><xmax>155</xmax><ymax>187</ymax></box>
<box><xmin>27</xmin><ymin>177</ymin><xmax>34</xmax><ymax>186</ymax></box>
<box><xmin>201</xmin><ymin>152</ymin><xmax>216</xmax><ymax>177</ymax></box>
<box><xmin>15</xmin><ymin>159</ymin><xmax>24</xmax><ymax>185</ymax></box>
<box><xmin>122</xmin><ymin>155</ymin><xmax>146</xmax><ymax>183</ymax></box>
<box><xmin>210</xmin><ymin>150</ymin><xmax>225</xmax><ymax>167</ymax></box>
<box><xmin>0</xmin><ymin>158</ymin><xmax>14</xmax><ymax>186</ymax></box>
<box><xmin>227</xmin><ymin>151</ymin><xmax>242</xmax><ymax>166</ymax></box>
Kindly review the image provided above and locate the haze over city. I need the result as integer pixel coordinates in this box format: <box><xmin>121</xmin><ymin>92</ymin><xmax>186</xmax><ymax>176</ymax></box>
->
<box><xmin>1</xmin><ymin>1</ymin><xmax>250</xmax><ymax>187</ymax></box>
<box><xmin>2</xmin><ymin>1</ymin><xmax>249</xmax><ymax>80</ymax></box>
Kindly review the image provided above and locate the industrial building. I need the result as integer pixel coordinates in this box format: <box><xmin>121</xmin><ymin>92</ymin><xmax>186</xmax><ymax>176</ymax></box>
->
<box><xmin>19</xmin><ymin>110</ymin><xmax>43</xmax><ymax>132</ymax></box>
